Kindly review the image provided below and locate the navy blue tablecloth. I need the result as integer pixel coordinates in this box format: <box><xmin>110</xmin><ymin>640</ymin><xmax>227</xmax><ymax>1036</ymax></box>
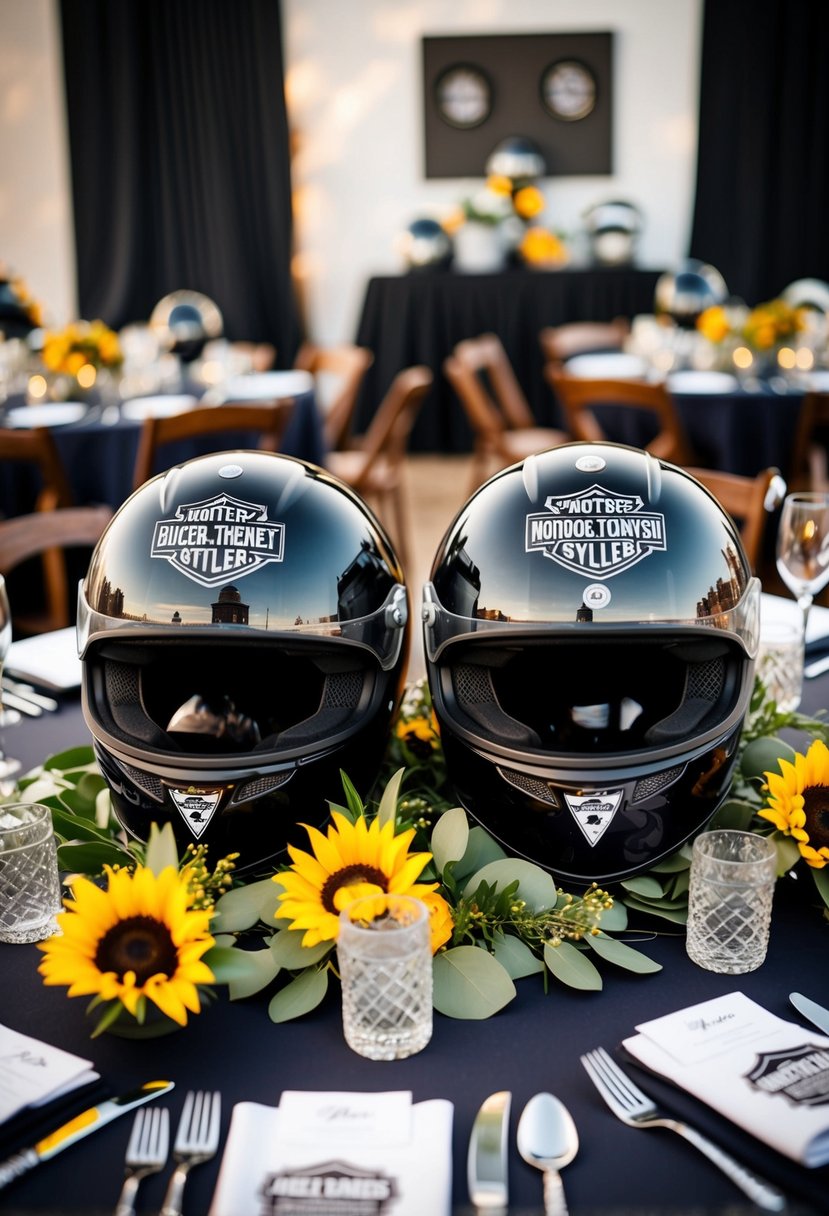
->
<box><xmin>0</xmin><ymin>694</ymin><xmax>827</xmax><ymax>1215</ymax></box>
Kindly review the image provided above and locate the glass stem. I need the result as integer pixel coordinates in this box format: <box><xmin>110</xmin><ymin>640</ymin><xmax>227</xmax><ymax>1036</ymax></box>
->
<box><xmin>797</xmin><ymin>593</ymin><xmax>813</xmax><ymax>647</ymax></box>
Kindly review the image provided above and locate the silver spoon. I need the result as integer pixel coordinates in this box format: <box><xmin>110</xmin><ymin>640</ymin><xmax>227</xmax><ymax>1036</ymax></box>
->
<box><xmin>517</xmin><ymin>1091</ymin><xmax>579</xmax><ymax>1216</ymax></box>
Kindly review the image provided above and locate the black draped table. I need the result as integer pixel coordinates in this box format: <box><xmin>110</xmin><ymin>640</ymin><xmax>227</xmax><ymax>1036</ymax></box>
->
<box><xmin>354</xmin><ymin>267</ymin><xmax>663</xmax><ymax>452</ymax></box>
<box><xmin>0</xmin><ymin>390</ymin><xmax>326</xmax><ymax>517</ymax></box>
<box><xmin>0</xmin><ymin>693</ymin><xmax>827</xmax><ymax>1215</ymax></box>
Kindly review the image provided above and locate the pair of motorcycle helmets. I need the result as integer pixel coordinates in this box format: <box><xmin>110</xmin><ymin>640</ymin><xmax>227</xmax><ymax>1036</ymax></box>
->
<box><xmin>78</xmin><ymin>442</ymin><xmax>759</xmax><ymax>885</ymax></box>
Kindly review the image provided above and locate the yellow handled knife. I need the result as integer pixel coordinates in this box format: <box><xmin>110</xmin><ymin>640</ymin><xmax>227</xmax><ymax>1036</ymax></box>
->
<box><xmin>0</xmin><ymin>1079</ymin><xmax>173</xmax><ymax>1191</ymax></box>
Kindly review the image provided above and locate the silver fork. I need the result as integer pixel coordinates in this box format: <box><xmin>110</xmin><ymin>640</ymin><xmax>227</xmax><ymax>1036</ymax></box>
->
<box><xmin>160</xmin><ymin>1090</ymin><xmax>221</xmax><ymax>1216</ymax></box>
<box><xmin>580</xmin><ymin>1048</ymin><xmax>787</xmax><ymax>1213</ymax></box>
<box><xmin>114</xmin><ymin>1106</ymin><xmax>170</xmax><ymax>1216</ymax></box>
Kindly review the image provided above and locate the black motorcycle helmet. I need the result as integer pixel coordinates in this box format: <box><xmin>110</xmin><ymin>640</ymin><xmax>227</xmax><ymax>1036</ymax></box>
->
<box><xmin>79</xmin><ymin>451</ymin><xmax>410</xmax><ymax>872</ymax></box>
<box><xmin>423</xmin><ymin>442</ymin><xmax>759</xmax><ymax>884</ymax></box>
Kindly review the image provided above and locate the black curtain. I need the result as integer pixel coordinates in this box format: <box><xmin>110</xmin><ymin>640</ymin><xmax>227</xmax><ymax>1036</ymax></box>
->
<box><xmin>690</xmin><ymin>0</ymin><xmax>829</xmax><ymax>304</ymax></box>
<box><xmin>59</xmin><ymin>0</ymin><xmax>301</xmax><ymax>360</ymax></box>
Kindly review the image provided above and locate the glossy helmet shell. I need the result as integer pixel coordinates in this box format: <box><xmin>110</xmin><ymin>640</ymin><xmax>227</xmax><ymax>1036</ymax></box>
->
<box><xmin>79</xmin><ymin>451</ymin><xmax>410</xmax><ymax>871</ymax></box>
<box><xmin>423</xmin><ymin>442</ymin><xmax>759</xmax><ymax>883</ymax></box>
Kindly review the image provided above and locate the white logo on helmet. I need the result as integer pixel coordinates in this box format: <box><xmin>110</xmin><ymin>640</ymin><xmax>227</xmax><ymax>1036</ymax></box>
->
<box><xmin>562</xmin><ymin>789</ymin><xmax>623</xmax><ymax>846</ymax></box>
<box><xmin>169</xmin><ymin>786</ymin><xmax>222</xmax><ymax>838</ymax></box>
<box><xmin>525</xmin><ymin>484</ymin><xmax>666</xmax><ymax>578</ymax></box>
<box><xmin>151</xmin><ymin>493</ymin><xmax>285</xmax><ymax>587</ymax></box>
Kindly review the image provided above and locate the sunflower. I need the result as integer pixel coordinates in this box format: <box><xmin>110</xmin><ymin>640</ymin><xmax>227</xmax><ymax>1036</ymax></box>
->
<box><xmin>276</xmin><ymin>810</ymin><xmax>453</xmax><ymax>952</ymax></box>
<box><xmin>759</xmin><ymin>739</ymin><xmax>829</xmax><ymax>868</ymax></box>
<box><xmin>38</xmin><ymin>865</ymin><xmax>216</xmax><ymax>1025</ymax></box>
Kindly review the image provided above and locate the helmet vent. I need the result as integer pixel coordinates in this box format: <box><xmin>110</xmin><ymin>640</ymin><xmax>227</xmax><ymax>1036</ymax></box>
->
<box><xmin>231</xmin><ymin>770</ymin><xmax>294</xmax><ymax>805</ymax></box>
<box><xmin>498</xmin><ymin>766</ymin><xmax>559</xmax><ymax>806</ymax></box>
<box><xmin>323</xmin><ymin>669</ymin><xmax>364</xmax><ymax>709</ymax></box>
<box><xmin>454</xmin><ymin>663</ymin><xmax>496</xmax><ymax>706</ymax></box>
<box><xmin>633</xmin><ymin>764</ymin><xmax>685</xmax><ymax>801</ymax></box>
<box><xmin>119</xmin><ymin>759</ymin><xmax>165</xmax><ymax>803</ymax></box>
<box><xmin>107</xmin><ymin>660</ymin><xmax>140</xmax><ymax>706</ymax></box>
<box><xmin>687</xmin><ymin>658</ymin><xmax>724</xmax><ymax>702</ymax></box>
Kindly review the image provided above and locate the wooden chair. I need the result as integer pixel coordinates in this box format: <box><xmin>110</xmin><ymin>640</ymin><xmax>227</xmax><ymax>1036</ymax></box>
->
<box><xmin>788</xmin><ymin>391</ymin><xmax>829</xmax><ymax>491</ymax></box>
<box><xmin>546</xmin><ymin>370</ymin><xmax>694</xmax><ymax>465</ymax></box>
<box><xmin>444</xmin><ymin>333</ymin><xmax>569</xmax><ymax>491</ymax></box>
<box><xmin>539</xmin><ymin>317</ymin><xmax>631</xmax><ymax>368</ymax></box>
<box><xmin>0</xmin><ymin>426</ymin><xmax>74</xmax><ymax>512</ymax></box>
<box><xmin>293</xmin><ymin>341</ymin><xmax>375</xmax><ymax>451</ymax></box>
<box><xmin>132</xmin><ymin>401</ymin><xmax>295</xmax><ymax>490</ymax></box>
<box><xmin>686</xmin><ymin>466</ymin><xmax>785</xmax><ymax>574</ymax></box>
<box><xmin>325</xmin><ymin>365</ymin><xmax>432</xmax><ymax>568</ymax></box>
<box><xmin>0</xmin><ymin>505</ymin><xmax>112</xmax><ymax>634</ymax></box>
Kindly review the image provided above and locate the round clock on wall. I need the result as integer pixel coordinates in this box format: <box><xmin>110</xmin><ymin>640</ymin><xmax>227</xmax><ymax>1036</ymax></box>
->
<box><xmin>541</xmin><ymin>58</ymin><xmax>597</xmax><ymax>121</ymax></box>
<box><xmin>434</xmin><ymin>63</ymin><xmax>493</xmax><ymax>129</ymax></box>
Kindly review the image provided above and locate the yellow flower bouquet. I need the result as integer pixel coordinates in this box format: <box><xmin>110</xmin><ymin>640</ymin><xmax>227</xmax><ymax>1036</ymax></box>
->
<box><xmin>41</xmin><ymin>319</ymin><xmax>123</xmax><ymax>380</ymax></box>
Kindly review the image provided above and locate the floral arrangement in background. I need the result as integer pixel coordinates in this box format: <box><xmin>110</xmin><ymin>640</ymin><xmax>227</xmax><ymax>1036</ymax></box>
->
<box><xmin>696</xmin><ymin>298</ymin><xmax>806</xmax><ymax>351</ymax></box>
<box><xmin>443</xmin><ymin>175</ymin><xmax>569</xmax><ymax>269</ymax></box>
<box><xmin>41</xmin><ymin>318</ymin><xmax>123</xmax><ymax>379</ymax></box>
<box><xmin>0</xmin><ymin>265</ymin><xmax>44</xmax><ymax>333</ymax></box>
<box><xmin>14</xmin><ymin>675</ymin><xmax>829</xmax><ymax>1036</ymax></box>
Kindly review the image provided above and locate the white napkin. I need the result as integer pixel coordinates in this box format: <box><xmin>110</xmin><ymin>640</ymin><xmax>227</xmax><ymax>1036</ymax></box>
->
<box><xmin>6</xmin><ymin>627</ymin><xmax>81</xmax><ymax>691</ymax></box>
<box><xmin>623</xmin><ymin>992</ymin><xmax>829</xmax><ymax>1167</ymax></box>
<box><xmin>208</xmin><ymin>1091</ymin><xmax>453</xmax><ymax>1216</ymax></box>
<box><xmin>0</xmin><ymin>1023</ymin><xmax>97</xmax><ymax>1123</ymax></box>
<box><xmin>761</xmin><ymin>591</ymin><xmax>829</xmax><ymax>646</ymax></box>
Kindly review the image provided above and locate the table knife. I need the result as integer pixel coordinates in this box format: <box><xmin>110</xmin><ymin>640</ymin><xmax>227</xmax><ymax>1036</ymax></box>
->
<box><xmin>0</xmin><ymin>1079</ymin><xmax>173</xmax><ymax>1191</ymax></box>
<box><xmin>467</xmin><ymin>1090</ymin><xmax>511</xmax><ymax>1214</ymax></box>
<box><xmin>789</xmin><ymin>991</ymin><xmax>829</xmax><ymax>1036</ymax></box>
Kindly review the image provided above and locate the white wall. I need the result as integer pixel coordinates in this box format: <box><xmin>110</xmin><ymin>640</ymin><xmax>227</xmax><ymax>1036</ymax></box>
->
<box><xmin>0</xmin><ymin>0</ymin><xmax>702</xmax><ymax>339</ymax></box>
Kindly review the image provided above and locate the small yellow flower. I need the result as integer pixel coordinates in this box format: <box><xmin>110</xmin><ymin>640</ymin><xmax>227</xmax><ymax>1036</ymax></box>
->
<box><xmin>697</xmin><ymin>305</ymin><xmax>731</xmax><ymax>344</ymax></box>
<box><xmin>759</xmin><ymin>738</ymin><xmax>829</xmax><ymax>868</ymax></box>
<box><xmin>276</xmin><ymin>810</ymin><xmax>453</xmax><ymax>951</ymax></box>
<box><xmin>38</xmin><ymin>865</ymin><xmax>215</xmax><ymax>1024</ymax></box>
<box><xmin>519</xmin><ymin>226</ymin><xmax>568</xmax><ymax>267</ymax></box>
<box><xmin>485</xmin><ymin>174</ymin><xmax>514</xmax><ymax>197</ymax></box>
<box><xmin>513</xmin><ymin>185</ymin><xmax>545</xmax><ymax>219</ymax></box>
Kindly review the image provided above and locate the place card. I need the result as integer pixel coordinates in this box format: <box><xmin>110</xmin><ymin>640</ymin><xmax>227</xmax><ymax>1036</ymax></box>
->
<box><xmin>278</xmin><ymin>1090</ymin><xmax>412</xmax><ymax>1147</ymax></box>
<box><xmin>0</xmin><ymin>1023</ymin><xmax>97</xmax><ymax>1124</ymax></box>
<box><xmin>623</xmin><ymin>993</ymin><xmax>829</xmax><ymax>1166</ymax></box>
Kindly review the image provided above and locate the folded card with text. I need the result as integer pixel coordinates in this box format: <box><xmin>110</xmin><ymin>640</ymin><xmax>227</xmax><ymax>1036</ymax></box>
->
<box><xmin>623</xmin><ymin>991</ymin><xmax>829</xmax><ymax>1166</ymax></box>
<box><xmin>209</xmin><ymin>1090</ymin><xmax>453</xmax><ymax>1215</ymax></box>
<box><xmin>0</xmin><ymin>1023</ymin><xmax>98</xmax><ymax>1124</ymax></box>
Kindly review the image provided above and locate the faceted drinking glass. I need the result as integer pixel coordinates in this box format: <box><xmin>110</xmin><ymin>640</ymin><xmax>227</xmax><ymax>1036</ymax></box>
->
<box><xmin>337</xmin><ymin>893</ymin><xmax>432</xmax><ymax>1060</ymax></box>
<box><xmin>686</xmin><ymin>829</ymin><xmax>777</xmax><ymax>975</ymax></box>
<box><xmin>0</xmin><ymin>803</ymin><xmax>62</xmax><ymax>943</ymax></box>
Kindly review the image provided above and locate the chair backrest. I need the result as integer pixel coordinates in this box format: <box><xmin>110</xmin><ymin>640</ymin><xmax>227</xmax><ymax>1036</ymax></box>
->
<box><xmin>0</xmin><ymin>426</ymin><xmax>74</xmax><ymax>511</ymax></box>
<box><xmin>293</xmin><ymin>342</ymin><xmax>375</xmax><ymax>450</ymax></box>
<box><xmin>446</xmin><ymin>333</ymin><xmax>536</xmax><ymax>431</ymax></box>
<box><xmin>132</xmin><ymin>401</ymin><xmax>295</xmax><ymax>489</ymax></box>
<box><xmin>347</xmin><ymin>365</ymin><xmax>433</xmax><ymax>489</ymax></box>
<box><xmin>546</xmin><ymin>370</ymin><xmax>693</xmax><ymax>464</ymax></box>
<box><xmin>0</xmin><ymin>504</ymin><xmax>112</xmax><ymax>633</ymax></box>
<box><xmin>539</xmin><ymin>318</ymin><xmax>630</xmax><ymax>366</ymax></box>
<box><xmin>788</xmin><ymin>391</ymin><xmax>829</xmax><ymax>491</ymax></box>
<box><xmin>686</xmin><ymin>466</ymin><xmax>785</xmax><ymax>573</ymax></box>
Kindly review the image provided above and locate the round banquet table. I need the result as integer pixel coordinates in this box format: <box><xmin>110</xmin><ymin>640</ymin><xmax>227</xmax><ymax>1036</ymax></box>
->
<box><xmin>0</xmin><ymin>691</ymin><xmax>827</xmax><ymax>1215</ymax></box>
<box><xmin>0</xmin><ymin>389</ymin><xmax>326</xmax><ymax>517</ymax></box>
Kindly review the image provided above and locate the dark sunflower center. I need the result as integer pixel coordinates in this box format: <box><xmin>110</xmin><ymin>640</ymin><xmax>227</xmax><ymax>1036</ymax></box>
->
<box><xmin>802</xmin><ymin>786</ymin><xmax>829</xmax><ymax>849</ymax></box>
<box><xmin>95</xmin><ymin>916</ymin><xmax>178</xmax><ymax>985</ymax></box>
<box><xmin>321</xmin><ymin>865</ymin><xmax>388</xmax><ymax>913</ymax></box>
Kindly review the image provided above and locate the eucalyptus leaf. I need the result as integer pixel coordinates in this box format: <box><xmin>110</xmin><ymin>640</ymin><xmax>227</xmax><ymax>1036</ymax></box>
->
<box><xmin>670</xmin><ymin>868</ymin><xmax>691</xmax><ymax>900</ymax></box>
<box><xmin>594</xmin><ymin>899</ymin><xmax>628</xmax><ymax>932</ymax></box>
<box><xmin>621</xmin><ymin>890</ymin><xmax>687</xmax><ymax>911</ymax></box>
<box><xmin>269</xmin><ymin>967</ymin><xmax>329</xmax><ymax>1023</ymax></box>
<box><xmin>773</xmin><ymin>835</ymin><xmax>802</xmax><ymax>876</ymax></box>
<box><xmin>463</xmin><ymin>859</ymin><xmax>557</xmax><ymax>913</ymax></box>
<box><xmin>741</xmin><ymin>736</ymin><xmax>796</xmax><ymax>781</ymax></box>
<box><xmin>269</xmin><ymin>926</ymin><xmax>333</xmax><ymax>969</ymax></box>
<box><xmin>586</xmin><ymin>932</ymin><xmax>662</xmax><ymax>974</ymax></box>
<box><xmin>58</xmin><ymin>840</ymin><xmax>132</xmax><ymax>874</ymax></box>
<box><xmin>203</xmin><ymin>944</ymin><xmax>271</xmax><ymax>986</ymax></box>
<box><xmin>221</xmin><ymin>947</ymin><xmax>282</xmax><ymax>1000</ymax></box>
<box><xmin>50</xmin><ymin>807</ymin><xmax>114</xmax><ymax>845</ymax></box>
<box><xmin>377</xmin><ymin>767</ymin><xmax>404</xmax><ymax>829</ymax></box>
<box><xmin>59</xmin><ymin>788</ymin><xmax>102</xmax><ymax>819</ymax></box>
<box><xmin>453</xmin><ymin>827</ymin><xmax>507</xmax><ymax>882</ymax></box>
<box><xmin>710</xmin><ymin>799</ymin><xmax>758</xmax><ymax>831</ymax></box>
<box><xmin>433</xmin><ymin>946</ymin><xmax>516</xmax><ymax>1019</ymax></box>
<box><xmin>430</xmin><ymin>807</ymin><xmax>469</xmax><ymax>873</ymax></box>
<box><xmin>41</xmin><ymin>747</ymin><xmax>97</xmax><ymax>772</ymax></box>
<box><xmin>812</xmin><ymin>865</ymin><xmax>829</xmax><ymax>910</ymax></box>
<box><xmin>622</xmin><ymin>896</ymin><xmax>688</xmax><ymax>925</ymax></box>
<box><xmin>620</xmin><ymin>875</ymin><xmax>665</xmax><ymax>899</ymax></box>
<box><xmin>144</xmin><ymin>823</ymin><xmax>180</xmax><ymax>875</ymax></box>
<box><xmin>213</xmin><ymin>878</ymin><xmax>283</xmax><ymax>932</ymax></box>
<box><xmin>491</xmin><ymin>932</ymin><xmax>544</xmax><ymax>979</ymax></box>
<box><xmin>543</xmin><ymin>939</ymin><xmax>602</xmax><ymax>990</ymax></box>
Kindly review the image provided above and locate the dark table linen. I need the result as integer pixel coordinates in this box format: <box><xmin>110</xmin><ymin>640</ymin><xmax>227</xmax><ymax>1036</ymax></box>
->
<box><xmin>0</xmin><ymin>697</ymin><xmax>827</xmax><ymax>1215</ymax></box>
<box><xmin>354</xmin><ymin>267</ymin><xmax>663</xmax><ymax>452</ymax></box>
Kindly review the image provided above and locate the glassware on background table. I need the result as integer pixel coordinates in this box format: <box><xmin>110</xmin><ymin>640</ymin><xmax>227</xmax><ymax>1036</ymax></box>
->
<box><xmin>0</xmin><ymin>575</ymin><xmax>21</xmax><ymax>786</ymax></box>
<box><xmin>0</xmin><ymin>802</ymin><xmax>62</xmax><ymax>943</ymax></box>
<box><xmin>337</xmin><ymin>893</ymin><xmax>432</xmax><ymax>1061</ymax></box>
<box><xmin>756</xmin><ymin>618</ymin><xmax>803</xmax><ymax>712</ymax></box>
<box><xmin>686</xmin><ymin>829</ymin><xmax>777</xmax><ymax>975</ymax></box>
<box><xmin>776</xmin><ymin>491</ymin><xmax>829</xmax><ymax>643</ymax></box>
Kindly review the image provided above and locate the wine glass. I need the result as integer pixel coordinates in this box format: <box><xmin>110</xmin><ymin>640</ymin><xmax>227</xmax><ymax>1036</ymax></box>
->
<box><xmin>0</xmin><ymin>575</ymin><xmax>21</xmax><ymax>787</ymax></box>
<box><xmin>776</xmin><ymin>492</ymin><xmax>829</xmax><ymax>644</ymax></box>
